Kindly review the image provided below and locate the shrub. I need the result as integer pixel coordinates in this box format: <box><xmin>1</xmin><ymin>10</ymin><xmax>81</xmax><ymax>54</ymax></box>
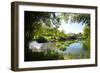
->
<box><xmin>36</xmin><ymin>36</ymin><xmax>48</xmax><ymax>43</ymax></box>
<box><xmin>25</xmin><ymin>48</ymin><xmax>64</xmax><ymax>61</ymax></box>
<box><xmin>58</xmin><ymin>36</ymin><xmax>66</xmax><ymax>41</ymax></box>
<box><xmin>82</xmin><ymin>37</ymin><xmax>90</xmax><ymax>50</ymax></box>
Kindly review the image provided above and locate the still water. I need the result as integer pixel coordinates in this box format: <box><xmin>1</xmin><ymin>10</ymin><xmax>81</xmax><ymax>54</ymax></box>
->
<box><xmin>63</xmin><ymin>41</ymin><xmax>87</xmax><ymax>59</ymax></box>
<box><xmin>29</xmin><ymin>40</ymin><xmax>90</xmax><ymax>59</ymax></box>
<box><xmin>46</xmin><ymin>41</ymin><xmax>89</xmax><ymax>59</ymax></box>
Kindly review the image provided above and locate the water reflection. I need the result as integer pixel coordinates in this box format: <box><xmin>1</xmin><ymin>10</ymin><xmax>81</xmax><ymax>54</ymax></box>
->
<box><xmin>29</xmin><ymin>40</ymin><xmax>89</xmax><ymax>59</ymax></box>
<box><xmin>64</xmin><ymin>41</ymin><xmax>86</xmax><ymax>59</ymax></box>
<box><xmin>64</xmin><ymin>41</ymin><xmax>84</xmax><ymax>54</ymax></box>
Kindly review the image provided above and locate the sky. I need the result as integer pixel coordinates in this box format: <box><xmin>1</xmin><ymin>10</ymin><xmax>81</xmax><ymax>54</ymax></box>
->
<box><xmin>58</xmin><ymin>20</ymin><xmax>84</xmax><ymax>34</ymax></box>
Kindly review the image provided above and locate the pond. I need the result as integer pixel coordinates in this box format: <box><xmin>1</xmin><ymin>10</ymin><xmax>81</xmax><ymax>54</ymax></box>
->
<box><xmin>29</xmin><ymin>40</ymin><xmax>90</xmax><ymax>60</ymax></box>
<box><xmin>44</xmin><ymin>40</ymin><xmax>90</xmax><ymax>59</ymax></box>
<box><xmin>63</xmin><ymin>41</ymin><xmax>88</xmax><ymax>59</ymax></box>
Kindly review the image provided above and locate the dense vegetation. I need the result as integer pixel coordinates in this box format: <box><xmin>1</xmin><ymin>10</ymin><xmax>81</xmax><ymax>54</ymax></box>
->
<box><xmin>24</xmin><ymin>11</ymin><xmax>90</xmax><ymax>61</ymax></box>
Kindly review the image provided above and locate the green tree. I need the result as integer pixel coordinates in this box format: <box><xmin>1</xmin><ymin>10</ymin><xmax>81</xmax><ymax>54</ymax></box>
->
<box><xmin>63</xmin><ymin>13</ymin><xmax>90</xmax><ymax>26</ymax></box>
<box><xmin>82</xmin><ymin>25</ymin><xmax>90</xmax><ymax>39</ymax></box>
<box><xmin>25</xmin><ymin>12</ymin><xmax>62</xmax><ymax>48</ymax></box>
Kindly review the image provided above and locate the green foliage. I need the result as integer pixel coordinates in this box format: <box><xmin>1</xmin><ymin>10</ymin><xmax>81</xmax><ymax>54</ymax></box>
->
<box><xmin>24</xmin><ymin>11</ymin><xmax>91</xmax><ymax>61</ymax></box>
<box><xmin>84</xmin><ymin>51</ymin><xmax>90</xmax><ymax>58</ymax></box>
<box><xmin>69</xmin><ymin>13</ymin><xmax>90</xmax><ymax>26</ymax></box>
<box><xmin>36</xmin><ymin>36</ymin><xmax>48</xmax><ymax>43</ymax></box>
<box><xmin>25</xmin><ymin>48</ymin><xmax>64</xmax><ymax>61</ymax></box>
<box><xmin>43</xmin><ymin>49</ymin><xmax>64</xmax><ymax>59</ymax></box>
<box><xmin>56</xmin><ymin>40</ymin><xmax>77</xmax><ymax>51</ymax></box>
<box><xmin>82</xmin><ymin>37</ymin><xmax>90</xmax><ymax>58</ymax></box>
<box><xmin>24</xmin><ymin>12</ymin><xmax>62</xmax><ymax>48</ymax></box>
<box><xmin>82</xmin><ymin>25</ymin><xmax>90</xmax><ymax>39</ymax></box>
<box><xmin>64</xmin><ymin>53</ymin><xmax>78</xmax><ymax>60</ymax></box>
<box><xmin>59</xmin><ymin>13</ymin><xmax>90</xmax><ymax>26</ymax></box>
<box><xmin>82</xmin><ymin>38</ymin><xmax>90</xmax><ymax>50</ymax></box>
